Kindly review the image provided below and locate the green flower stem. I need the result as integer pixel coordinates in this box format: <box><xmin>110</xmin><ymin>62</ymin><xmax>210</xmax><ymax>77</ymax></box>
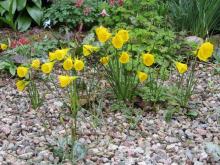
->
<box><xmin>181</xmin><ymin>56</ymin><xmax>197</xmax><ymax>107</ymax></box>
<box><xmin>69</xmin><ymin>71</ymin><xmax>79</xmax><ymax>144</ymax></box>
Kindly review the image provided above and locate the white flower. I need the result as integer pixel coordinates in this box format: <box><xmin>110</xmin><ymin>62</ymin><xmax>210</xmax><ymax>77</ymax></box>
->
<box><xmin>43</xmin><ymin>19</ymin><xmax>51</xmax><ymax>29</ymax></box>
<box><xmin>99</xmin><ymin>9</ymin><xmax>109</xmax><ymax>17</ymax></box>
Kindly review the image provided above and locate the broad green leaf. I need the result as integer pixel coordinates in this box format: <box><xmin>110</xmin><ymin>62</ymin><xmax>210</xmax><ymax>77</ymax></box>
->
<box><xmin>32</xmin><ymin>0</ymin><xmax>42</xmax><ymax>8</ymax></box>
<box><xmin>26</xmin><ymin>5</ymin><xmax>42</xmax><ymax>25</ymax></box>
<box><xmin>205</xmin><ymin>142</ymin><xmax>220</xmax><ymax>161</ymax></box>
<box><xmin>0</xmin><ymin>0</ymin><xmax>10</xmax><ymax>11</ymax></box>
<box><xmin>0</xmin><ymin>61</ymin><xmax>10</xmax><ymax>69</ymax></box>
<box><xmin>16</xmin><ymin>12</ymin><xmax>32</xmax><ymax>32</ymax></box>
<box><xmin>72</xmin><ymin>142</ymin><xmax>87</xmax><ymax>161</ymax></box>
<box><xmin>0</xmin><ymin>5</ymin><xmax>6</xmax><ymax>15</ymax></box>
<box><xmin>9</xmin><ymin>65</ymin><xmax>16</xmax><ymax>75</ymax></box>
<box><xmin>186</xmin><ymin>110</ymin><xmax>198</xmax><ymax>118</ymax></box>
<box><xmin>9</xmin><ymin>0</ymin><xmax>16</xmax><ymax>15</ymax></box>
<box><xmin>16</xmin><ymin>0</ymin><xmax>26</xmax><ymax>11</ymax></box>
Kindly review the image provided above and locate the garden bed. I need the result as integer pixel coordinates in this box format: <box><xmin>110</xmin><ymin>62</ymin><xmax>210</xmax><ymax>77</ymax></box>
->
<box><xmin>0</xmin><ymin>65</ymin><xmax>219</xmax><ymax>164</ymax></box>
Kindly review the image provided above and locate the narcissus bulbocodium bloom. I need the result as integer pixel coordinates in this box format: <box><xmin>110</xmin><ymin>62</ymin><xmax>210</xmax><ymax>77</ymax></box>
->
<box><xmin>117</xmin><ymin>30</ymin><xmax>129</xmax><ymax>43</ymax></box>
<box><xmin>142</xmin><ymin>53</ymin><xmax>154</xmax><ymax>67</ymax></box>
<box><xmin>83</xmin><ymin>45</ymin><xmax>99</xmax><ymax>56</ymax></box>
<box><xmin>17</xmin><ymin>66</ymin><xmax>29</xmax><ymax>78</ymax></box>
<box><xmin>41</xmin><ymin>62</ymin><xmax>54</xmax><ymax>74</ymax></box>
<box><xmin>58</xmin><ymin>75</ymin><xmax>77</xmax><ymax>88</ymax></box>
<box><xmin>31</xmin><ymin>59</ymin><xmax>41</xmax><ymax>70</ymax></box>
<box><xmin>49</xmin><ymin>52</ymin><xmax>57</xmax><ymax>61</ymax></box>
<box><xmin>119</xmin><ymin>52</ymin><xmax>130</xmax><ymax>64</ymax></box>
<box><xmin>175</xmin><ymin>62</ymin><xmax>188</xmax><ymax>74</ymax></box>
<box><xmin>137</xmin><ymin>71</ymin><xmax>148</xmax><ymax>83</ymax></box>
<box><xmin>112</xmin><ymin>34</ymin><xmax>124</xmax><ymax>49</ymax></box>
<box><xmin>55</xmin><ymin>48</ymin><xmax>69</xmax><ymax>61</ymax></box>
<box><xmin>197</xmin><ymin>42</ymin><xmax>214</xmax><ymax>62</ymax></box>
<box><xmin>63</xmin><ymin>57</ymin><xmax>73</xmax><ymax>70</ymax></box>
<box><xmin>0</xmin><ymin>43</ymin><xmax>8</xmax><ymax>50</ymax></box>
<box><xmin>74</xmin><ymin>59</ymin><xmax>84</xmax><ymax>71</ymax></box>
<box><xmin>16</xmin><ymin>80</ymin><xmax>29</xmax><ymax>91</ymax></box>
<box><xmin>100</xmin><ymin>56</ymin><xmax>110</xmax><ymax>65</ymax></box>
<box><xmin>95</xmin><ymin>26</ymin><xmax>111</xmax><ymax>43</ymax></box>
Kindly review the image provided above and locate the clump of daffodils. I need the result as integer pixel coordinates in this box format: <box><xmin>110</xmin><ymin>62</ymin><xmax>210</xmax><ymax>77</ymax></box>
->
<box><xmin>174</xmin><ymin>41</ymin><xmax>214</xmax><ymax>107</ymax></box>
<box><xmin>90</xmin><ymin>26</ymin><xmax>156</xmax><ymax>101</ymax></box>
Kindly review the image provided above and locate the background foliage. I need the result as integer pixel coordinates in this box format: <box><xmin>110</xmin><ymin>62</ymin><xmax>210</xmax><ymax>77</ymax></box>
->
<box><xmin>167</xmin><ymin>0</ymin><xmax>220</xmax><ymax>38</ymax></box>
<box><xmin>43</xmin><ymin>0</ymin><xmax>101</xmax><ymax>31</ymax></box>
<box><xmin>0</xmin><ymin>0</ymin><xmax>44</xmax><ymax>31</ymax></box>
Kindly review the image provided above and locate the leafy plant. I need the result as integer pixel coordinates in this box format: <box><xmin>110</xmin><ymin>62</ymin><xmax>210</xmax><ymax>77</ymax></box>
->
<box><xmin>0</xmin><ymin>60</ymin><xmax>16</xmax><ymax>75</ymax></box>
<box><xmin>168</xmin><ymin>0</ymin><xmax>220</xmax><ymax>38</ymax></box>
<box><xmin>43</xmin><ymin>0</ymin><xmax>100</xmax><ymax>30</ymax></box>
<box><xmin>98</xmin><ymin>0</ymin><xmax>188</xmax><ymax>64</ymax></box>
<box><xmin>0</xmin><ymin>0</ymin><xmax>43</xmax><ymax>31</ymax></box>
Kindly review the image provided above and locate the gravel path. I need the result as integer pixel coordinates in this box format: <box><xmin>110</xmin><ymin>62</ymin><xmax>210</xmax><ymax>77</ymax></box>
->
<box><xmin>0</xmin><ymin>65</ymin><xmax>219</xmax><ymax>165</ymax></box>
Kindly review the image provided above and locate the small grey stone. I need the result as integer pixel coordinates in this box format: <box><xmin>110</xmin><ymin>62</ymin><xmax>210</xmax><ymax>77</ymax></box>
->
<box><xmin>134</xmin><ymin>147</ymin><xmax>144</xmax><ymax>154</ymax></box>
<box><xmin>19</xmin><ymin>152</ymin><xmax>33</xmax><ymax>159</ymax></box>
<box><xmin>165</xmin><ymin>137</ymin><xmax>179</xmax><ymax>143</ymax></box>
<box><xmin>54</xmin><ymin>101</ymin><xmax>63</xmax><ymax>107</ymax></box>
<box><xmin>1</xmin><ymin>126</ymin><xmax>11</xmax><ymax>135</ymax></box>
<box><xmin>7</xmin><ymin>143</ymin><xmax>15</xmax><ymax>150</ymax></box>
<box><xmin>166</xmin><ymin>144</ymin><xmax>177</xmax><ymax>151</ymax></box>
<box><xmin>108</xmin><ymin>144</ymin><xmax>118</xmax><ymax>151</ymax></box>
<box><xmin>185</xmin><ymin>36</ymin><xmax>203</xmax><ymax>45</ymax></box>
<box><xmin>193</xmin><ymin>161</ymin><xmax>204</xmax><ymax>165</ymax></box>
<box><xmin>199</xmin><ymin>152</ymin><xmax>208</xmax><ymax>160</ymax></box>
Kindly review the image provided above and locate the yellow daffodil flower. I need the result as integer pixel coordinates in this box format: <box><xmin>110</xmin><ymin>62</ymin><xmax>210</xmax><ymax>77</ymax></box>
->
<box><xmin>117</xmin><ymin>30</ymin><xmax>129</xmax><ymax>43</ymax></box>
<box><xmin>0</xmin><ymin>43</ymin><xmax>8</xmax><ymax>50</ymax></box>
<box><xmin>95</xmin><ymin>26</ymin><xmax>111</xmax><ymax>43</ymax></box>
<box><xmin>142</xmin><ymin>53</ymin><xmax>154</xmax><ymax>67</ymax></box>
<box><xmin>49</xmin><ymin>52</ymin><xmax>57</xmax><ymax>61</ymax></box>
<box><xmin>112</xmin><ymin>34</ymin><xmax>124</xmax><ymax>49</ymax></box>
<box><xmin>31</xmin><ymin>59</ymin><xmax>41</xmax><ymax>70</ymax></box>
<box><xmin>63</xmin><ymin>57</ymin><xmax>73</xmax><ymax>71</ymax></box>
<box><xmin>16</xmin><ymin>80</ymin><xmax>28</xmax><ymax>91</ymax></box>
<box><xmin>58</xmin><ymin>75</ymin><xmax>77</xmax><ymax>88</ymax></box>
<box><xmin>41</xmin><ymin>62</ymin><xmax>54</xmax><ymax>74</ymax></box>
<box><xmin>100</xmin><ymin>56</ymin><xmax>110</xmax><ymax>65</ymax></box>
<box><xmin>137</xmin><ymin>71</ymin><xmax>148</xmax><ymax>83</ymax></box>
<box><xmin>83</xmin><ymin>45</ymin><xmax>99</xmax><ymax>56</ymax></box>
<box><xmin>74</xmin><ymin>59</ymin><xmax>84</xmax><ymax>71</ymax></box>
<box><xmin>119</xmin><ymin>52</ymin><xmax>130</xmax><ymax>64</ymax></box>
<box><xmin>175</xmin><ymin>62</ymin><xmax>188</xmax><ymax>74</ymax></box>
<box><xmin>55</xmin><ymin>48</ymin><xmax>69</xmax><ymax>61</ymax></box>
<box><xmin>17</xmin><ymin>66</ymin><xmax>29</xmax><ymax>78</ymax></box>
<box><xmin>197</xmin><ymin>42</ymin><xmax>214</xmax><ymax>62</ymax></box>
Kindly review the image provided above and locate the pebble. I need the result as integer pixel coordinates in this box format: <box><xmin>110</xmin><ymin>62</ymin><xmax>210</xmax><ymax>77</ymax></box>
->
<box><xmin>19</xmin><ymin>152</ymin><xmax>33</xmax><ymax>159</ymax></box>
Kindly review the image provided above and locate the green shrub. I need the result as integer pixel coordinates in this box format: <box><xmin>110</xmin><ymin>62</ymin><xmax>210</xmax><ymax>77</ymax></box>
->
<box><xmin>43</xmin><ymin>0</ymin><xmax>100</xmax><ymax>30</ymax></box>
<box><xmin>98</xmin><ymin>0</ymin><xmax>189</xmax><ymax>63</ymax></box>
<box><xmin>0</xmin><ymin>0</ymin><xmax>44</xmax><ymax>31</ymax></box>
